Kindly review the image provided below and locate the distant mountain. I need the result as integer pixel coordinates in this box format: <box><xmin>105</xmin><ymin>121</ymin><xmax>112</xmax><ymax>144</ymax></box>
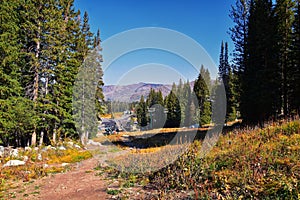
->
<box><xmin>103</xmin><ymin>82</ymin><xmax>196</xmax><ymax>102</ymax></box>
<box><xmin>103</xmin><ymin>82</ymin><xmax>172</xmax><ymax>102</ymax></box>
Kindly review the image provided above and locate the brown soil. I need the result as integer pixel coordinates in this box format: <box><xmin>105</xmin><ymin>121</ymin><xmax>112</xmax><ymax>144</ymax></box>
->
<box><xmin>38</xmin><ymin>158</ymin><xmax>107</xmax><ymax>200</ymax></box>
<box><xmin>4</xmin><ymin>144</ymin><xmax>125</xmax><ymax>200</ymax></box>
<box><xmin>5</xmin><ymin>156</ymin><xmax>108</xmax><ymax>200</ymax></box>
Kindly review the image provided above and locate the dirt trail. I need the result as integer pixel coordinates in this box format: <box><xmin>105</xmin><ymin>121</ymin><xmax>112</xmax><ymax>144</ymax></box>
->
<box><xmin>6</xmin><ymin>144</ymin><xmax>127</xmax><ymax>200</ymax></box>
<box><xmin>37</xmin><ymin>157</ymin><xmax>107</xmax><ymax>200</ymax></box>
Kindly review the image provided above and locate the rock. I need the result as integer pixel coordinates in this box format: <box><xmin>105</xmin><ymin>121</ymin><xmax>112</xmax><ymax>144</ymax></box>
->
<box><xmin>43</xmin><ymin>164</ymin><xmax>49</xmax><ymax>168</ymax></box>
<box><xmin>46</xmin><ymin>145</ymin><xmax>53</xmax><ymax>150</ymax></box>
<box><xmin>74</xmin><ymin>144</ymin><xmax>81</xmax><ymax>149</ymax></box>
<box><xmin>37</xmin><ymin>153</ymin><xmax>42</xmax><ymax>161</ymax></box>
<box><xmin>10</xmin><ymin>149</ymin><xmax>18</xmax><ymax>157</ymax></box>
<box><xmin>0</xmin><ymin>146</ymin><xmax>4</xmax><ymax>157</ymax></box>
<box><xmin>61</xmin><ymin>163</ymin><xmax>69</xmax><ymax>167</ymax></box>
<box><xmin>3</xmin><ymin>160</ymin><xmax>25</xmax><ymax>167</ymax></box>
<box><xmin>67</xmin><ymin>141</ymin><xmax>74</xmax><ymax>146</ymax></box>
<box><xmin>25</xmin><ymin>147</ymin><xmax>32</xmax><ymax>151</ymax></box>
<box><xmin>50</xmin><ymin>146</ymin><xmax>56</xmax><ymax>150</ymax></box>
<box><xmin>87</xmin><ymin>140</ymin><xmax>102</xmax><ymax>146</ymax></box>
<box><xmin>23</xmin><ymin>156</ymin><xmax>29</xmax><ymax>162</ymax></box>
<box><xmin>34</xmin><ymin>147</ymin><xmax>39</xmax><ymax>151</ymax></box>
<box><xmin>58</xmin><ymin>146</ymin><xmax>66</xmax><ymax>151</ymax></box>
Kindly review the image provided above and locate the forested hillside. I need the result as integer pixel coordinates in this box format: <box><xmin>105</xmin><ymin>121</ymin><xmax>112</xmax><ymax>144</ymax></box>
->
<box><xmin>0</xmin><ymin>0</ymin><xmax>104</xmax><ymax>147</ymax></box>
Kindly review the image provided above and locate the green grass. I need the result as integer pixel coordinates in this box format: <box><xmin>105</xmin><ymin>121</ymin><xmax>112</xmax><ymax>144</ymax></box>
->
<box><xmin>107</xmin><ymin>189</ymin><xmax>120</xmax><ymax>195</ymax></box>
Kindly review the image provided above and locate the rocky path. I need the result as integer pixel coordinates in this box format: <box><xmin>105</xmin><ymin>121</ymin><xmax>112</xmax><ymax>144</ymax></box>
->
<box><xmin>37</xmin><ymin>157</ymin><xmax>107</xmax><ymax>200</ymax></box>
<box><xmin>6</xmin><ymin>144</ymin><xmax>127</xmax><ymax>200</ymax></box>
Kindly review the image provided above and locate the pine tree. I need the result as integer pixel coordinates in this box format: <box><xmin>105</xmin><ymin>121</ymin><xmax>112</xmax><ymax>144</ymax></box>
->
<box><xmin>219</xmin><ymin>41</ymin><xmax>225</xmax><ymax>78</ymax></box>
<box><xmin>241</xmin><ymin>0</ymin><xmax>280</xmax><ymax>124</ymax></box>
<box><xmin>229</xmin><ymin>0</ymin><xmax>251</xmax><ymax>118</ymax></box>
<box><xmin>73</xmin><ymin>11</ymin><xmax>104</xmax><ymax>143</ymax></box>
<box><xmin>194</xmin><ymin>66</ymin><xmax>212</xmax><ymax>126</ymax></box>
<box><xmin>229</xmin><ymin>0</ymin><xmax>251</xmax><ymax>73</ymax></box>
<box><xmin>291</xmin><ymin>0</ymin><xmax>300</xmax><ymax>114</ymax></box>
<box><xmin>0</xmin><ymin>0</ymin><xmax>102</xmax><ymax>146</ymax></box>
<box><xmin>93</xmin><ymin>29</ymin><xmax>105</xmax><ymax>120</ymax></box>
<box><xmin>275</xmin><ymin>0</ymin><xmax>295</xmax><ymax>116</ymax></box>
<box><xmin>0</xmin><ymin>0</ymin><xmax>37</xmax><ymax>146</ymax></box>
<box><xmin>165</xmin><ymin>91</ymin><xmax>181</xmax><ymax>128</ymax></box>
<box><xmin>218</xmin><ymin>42</ymin><xmax>237</xmax><ymax>122</ymax></box>
<box><xmin>145</xmin><ymin>89</ymin><xmax>165</xmax><ymax>129</ymax></box>
<box><xmin>136</xmin><ymin>95</ymin><xmax>147</xmax><ymax>127</ymax></box>
<box><xmin>183</xmin><ymin>81</ymin><xmax>198</xmax><ymax>127</ymax></box>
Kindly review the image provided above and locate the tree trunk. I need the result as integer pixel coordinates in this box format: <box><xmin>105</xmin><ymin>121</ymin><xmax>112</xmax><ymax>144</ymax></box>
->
<box><xmin>39</xmin><ymin>130</ymin><xmax>44</xmax><ymax>146</ymax></box>
<box><xmin>31</xmin><ymin>22</ymin><xmax>41</xmax><ymax>146</ymax></box>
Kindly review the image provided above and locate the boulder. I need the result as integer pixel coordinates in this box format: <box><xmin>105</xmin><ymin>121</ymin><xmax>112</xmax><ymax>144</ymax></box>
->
<box><xmin>3</xmin><ymin>160</ymin><xmax>25</xmax><ymax>167</ymax></box>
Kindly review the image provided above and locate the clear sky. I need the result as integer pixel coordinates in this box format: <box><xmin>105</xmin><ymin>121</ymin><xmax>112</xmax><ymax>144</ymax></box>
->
<box><xmin>74</xmin><ymin>0</ymin><xmax>235</xmax><ymax>85</ymax></box>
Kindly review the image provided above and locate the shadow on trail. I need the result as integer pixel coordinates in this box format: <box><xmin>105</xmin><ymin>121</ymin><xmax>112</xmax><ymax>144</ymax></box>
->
<box><xmin>109</xmin><ymin>122</ymin><xmax>242</xmax><ymax>149</ymax></box>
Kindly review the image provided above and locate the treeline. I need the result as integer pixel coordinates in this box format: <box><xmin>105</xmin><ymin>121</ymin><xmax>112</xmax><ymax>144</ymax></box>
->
<box><xmin>136</xmin><ymin>66</ymin><xmax>213</xmax><ymax>129</ymax></box>
<box><xmin>227</xmin><ymin>0</ymin><xmax>300</xmax><ymax>124</ymax></box>
<box><xmin>104</xmin><ymin>101</ymin><xmax>136</xmax><ymax>115</ymax></box>
<box><xmin>0</xmin><ymin>0</ymin><xmax>104</xmax><ymax>147</ymax></box>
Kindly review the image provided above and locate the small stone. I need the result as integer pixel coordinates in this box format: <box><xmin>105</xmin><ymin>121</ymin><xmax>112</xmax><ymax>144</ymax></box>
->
<box><xmin>10</xmin><ymin>149</ymin><xmax>19</xmax><ymax>157</ymax></box>
<box><xmin>87</xmin><ymin>140</ymin><xmax>102</xmax><ymax>146</ymax></box>
<box><xmin>3</xmin><ymin>160</ymin><xmax>25</xmax><ymax>167</ymax></box>
<box><xmin>0</xmin><ymin>146</ymin><xmax>4</xmax><ymax>157</ymax></box>
<box><xmin>74</xmin><ymin>144</ymin><xmax>81</xmax><ymax>149</ymax></box>
<box><xmin>43</xmin><ymin>164</ymin><xmax>49</xmax><ymax>168</ymax></box>
<box><xmin>37</xmin><ymin>153</ymin><xmax>42</xmax><ymax>161</ymax></box>
<box><xmin>67</xmin><ymin>141</ymin><xmax>74</xmax><ymax>146</ymax></box>
<box><xmin>46</xmin><ymin>145</ymin><xmax>53</xmax><ymax>150</ymax></box>
<box><xmin>58</xmin><ymin>146</ymin><xmax>66</xmax><ymax>151</ymax></box>
<box><xmin>23</xmin><ymin>156</ymin><xmax>29</xmax><ymax>162</ymax></box>
<box><xmin>25</xmin><ymin>147</ymin><xmax>32</xmax><ymax>151</ymax></box>
<box><xmin>61</xmin><ymin>163</ymin><xmax>69</xmax><ymax>167</ymax></box>
<box><xmin>34</xmin><ymin>147</ymin><xmax>39</xmax><ymax>151</ymax></box>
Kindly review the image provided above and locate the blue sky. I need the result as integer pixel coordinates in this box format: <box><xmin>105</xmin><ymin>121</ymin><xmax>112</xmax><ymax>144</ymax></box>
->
<box><xmin>74</xmin><ymin>0</ymin><xmax>235</xmax><ymax>85</ymax></box>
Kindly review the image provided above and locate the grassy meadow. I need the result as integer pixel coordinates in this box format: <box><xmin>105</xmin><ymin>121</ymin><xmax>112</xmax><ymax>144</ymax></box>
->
<box><xmin>103</xmin><ymin>119</ymin><xmax>300</xmax><ymax>199</ymax></box>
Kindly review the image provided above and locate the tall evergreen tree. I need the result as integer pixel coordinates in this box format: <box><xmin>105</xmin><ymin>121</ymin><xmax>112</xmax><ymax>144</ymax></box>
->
<box><xmin>136</xmin><ymin>95</ymin><xmax>148</xmax><ymax>127</ymax></box>
<box><xmin>275</xmin><ymin>0</ymin><xmax>295</xmax><ymax>116</ymax></box>
<box><xmin>218</xmin><ymin>42</ymin><xmax>237</xmax><ymax>121</ymax></box>
<box><xmin>241</xmin><ymin>0</ymin><xmax>280</xmax><ymax>124</ymax></box>
<box><xmin>194</xmin><ymin>66</ymin><xmax>212</xmax><ymax>126</ymax></box>
<box><xmin>165</xmin><ymin>91</ymin><xmax>181</xmax><ymax>128</ymax></box>
<box><xmin>291</xmin><ymin>0</ymin><xmax>300</xmax><ymax>114</ymax></box>
<box><xmin>229</xmin><ymin>0</ymin><xmax>251</xmax><ymax>73</ymax></box>
<box><xmin>0</xmin><ymin>0</ymin><xmax>103</xmax><ymax>146</ymax></box>
<box><xmin>229</xmin><ymin>0</ymin><xmax>251</xmax><ymax>117</ymax></box>
<box><xmin>0</xmin><ymin>0</ymin><xmax>37</xmax><ymax>146</ymax></box>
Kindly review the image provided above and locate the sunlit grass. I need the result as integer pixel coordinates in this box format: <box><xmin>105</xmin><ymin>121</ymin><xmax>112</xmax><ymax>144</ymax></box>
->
<box><xmin>104</xmin><ymin>119</ymin><xmax>300</xmax><ymax>199</ymax></box>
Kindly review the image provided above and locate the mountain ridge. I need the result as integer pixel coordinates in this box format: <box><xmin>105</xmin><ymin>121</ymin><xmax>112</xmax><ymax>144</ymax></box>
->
<box><xmin>103</xmin><ymin>82</ymin><xmax>194</xmax><ymax>102</ymax></box>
